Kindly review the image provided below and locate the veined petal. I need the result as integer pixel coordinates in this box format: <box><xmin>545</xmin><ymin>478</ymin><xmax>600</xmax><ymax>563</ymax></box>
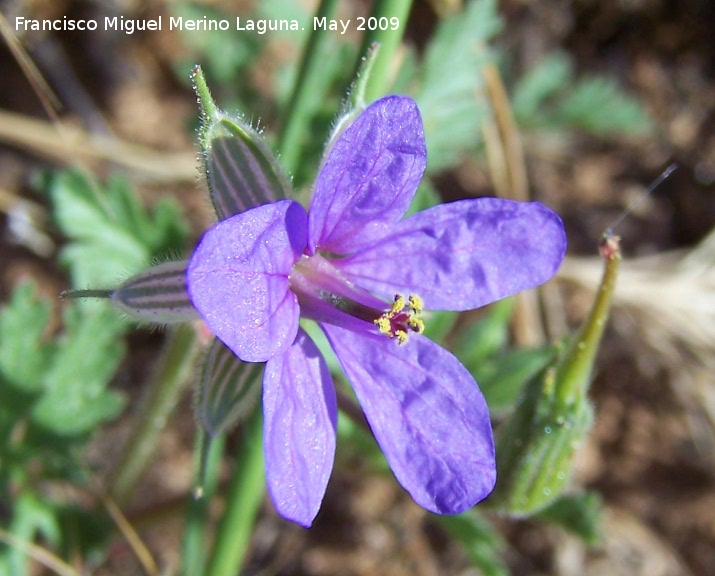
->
<box><xmin>335</xmin><ymin>198</ymin><xmax>567</xmax><ymax>311</ymax></box>
<box><xmin>187</xmin><ymin>200</ymin><xmax>307</xmax><ymax>362</ymax></box>
<box><xmin>323</xmin><ymin>325</ymin><xmax>496</xmax><ymax>514</ymax></box>
<box><xmin>263</xmin><ymin>329</ymin><xmax>337</xmax><ymax>527</ymax></box>
<box><xmin>308</xmin><ymin>96</ymin><xmax>426</xmax><ymax>255</ymax></box>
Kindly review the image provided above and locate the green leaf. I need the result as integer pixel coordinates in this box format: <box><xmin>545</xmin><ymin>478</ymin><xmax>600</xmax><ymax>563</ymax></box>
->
<box><xmin>435</xmin><ymin>511</ymin><xmax>509</xmax><ymax>576</ymax></box>
<box><xmin>536</xmin><ymin>492</ymin><xmax>602</xmax><ymax>545</ymax></box>
<box><xmin>47</xmin><ymin>169</ymin><xmax>187</xmax><ymax>290</ymax></box>
<box><xmin>0</xmin><ymin>284</ymin><xmax>52</xmax><ymax>393</ymax></box>
<box><xmin>405</xmin><ymin>180</ymin><xmax>441</xmax><ymax>217</ymax></box>
<box><xmin>412</xmin><ymin>0</ymin><xmax>502</xmax><ymax>171</ymax></box>
<box><xmin>276</xmin><ymin>40</ymin><xmax>358</xmax><ymax>187</ymax></box>
<box><xmin>452</xmin><ymin>298</ymin><xmax>514</xmax><ymax>372</ymax></box>
<box><xmin>512</xmin><ymin>52</ymin><xmax>573</xmax><ymax>123</ymax></box>
<box><xmin>479</xmin><ymin>345</ymin><xmax>556</xmax><ymax>416</ymax></box>
<box><xmin>511</xmin><ymin>51</ymin><xmax>651</xmax><ymax>137</ymax></box>
<box><xmin>172</xmin><ymin>4</ymin><xmax>259</xmax><ymax>87</ymax></box>
<box><xmin>1</xmin><ymin>492</ymin><xmax>62</xmax><ymax>576</ymax></box>
<box><xmin>421</xmin><ymin>310</ymin><xmax>459</xmax><ymax>344</ymax></box>
<box><xmin>31</xmin><ymin>306</ymin><xmax>126</xmax><ymax>436</ymax></box>
<box><xmin>557</xmin><ymin>75</ymin><xmax>652</xmax><ymax>135</ymax></box>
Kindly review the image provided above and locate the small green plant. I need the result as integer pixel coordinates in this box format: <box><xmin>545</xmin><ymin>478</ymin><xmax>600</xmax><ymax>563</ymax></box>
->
<box><xmin>0</xmin><ymin>170</ymin><xmax>187</xmax><ymax>575</ymax></box>
<box><xmin>0</xmin><ymin>1</ymin><xmax>656</xmax><ymax>574</ymax></box>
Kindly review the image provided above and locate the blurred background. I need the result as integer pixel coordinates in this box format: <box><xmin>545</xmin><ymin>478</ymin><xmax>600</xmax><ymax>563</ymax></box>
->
<box><xmin>0</xmin><ymin>1</ymin><xmax>713</xmax><ymax>575</ymax></box>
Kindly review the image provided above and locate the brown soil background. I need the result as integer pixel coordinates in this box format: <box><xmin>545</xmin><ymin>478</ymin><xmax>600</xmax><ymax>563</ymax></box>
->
<box><xmin>1</xmin><ymin>1</ymin><xmax>714</xmax><ymax>575</ymax></box>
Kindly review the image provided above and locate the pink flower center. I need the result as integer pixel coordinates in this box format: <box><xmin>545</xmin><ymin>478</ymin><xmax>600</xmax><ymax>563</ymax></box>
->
<box><xmin>289</xmin><ymin>254</ymin><xmax>425</xmax><ymax>343</ymax></box>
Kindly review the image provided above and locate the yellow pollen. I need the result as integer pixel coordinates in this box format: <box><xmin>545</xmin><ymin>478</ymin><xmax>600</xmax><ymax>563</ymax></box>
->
<box><xmin>373</xmin><ymin>293</ymin><xmax>426</xmax><ymax>344</ymax></box>
<box><xmin>408</xmin><ymin>317</ymin><xmax>425</xmax><ymax>334</ymax></box>
<box><xmin>375</xmin><ymin>316</ymin><xmax>393</xmax><ymax>336</ymax></box>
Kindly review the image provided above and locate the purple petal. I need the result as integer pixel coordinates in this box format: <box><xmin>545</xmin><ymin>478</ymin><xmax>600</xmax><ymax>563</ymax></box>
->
<box><xmin>187</xmin><ymin>200</ymin><xmax>307</xmax><ymax>362</ymax></box>
<box><xmin>335</xmin><ymin>198</ymin><xmax>567</xmax><ymax>311</ymax></box>
<box><xmin>263</xmin><ymin>329</ymin><xmax>337</xmax><ymax>527</ymax></box>
<box><xmin>308</xmin><ymin>96</ymin><xmax>426</xmax><ymax>255</ymax></box>
<box><xmin>322</xmin><ymin>325</ymin><xmax>496</xmax><ymax>514</ymax></box>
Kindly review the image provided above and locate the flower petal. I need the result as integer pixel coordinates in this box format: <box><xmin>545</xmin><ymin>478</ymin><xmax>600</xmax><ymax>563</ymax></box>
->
<box><xmin>335</xmin><ymin>198</ymin><xmax>567</xmax><ymax>310</ymax></box>
<box><xmin>308</xmin><ymin>95</ymin><xmax>426</xmax><ymax>255</ymax></box>
<box><xmin>187</xmin><ymin>200</ymin><xmax>307</xmax><ymax>362</ymax></box>
<box><xmin>263</xmin><ymin>329</ymin><xmax>337</xmax><ymax>527</ymax></box>
<box><xmin>322</xmin><ymin>325</ymin><xmax>496</xmax><ymax>514</ymax></box>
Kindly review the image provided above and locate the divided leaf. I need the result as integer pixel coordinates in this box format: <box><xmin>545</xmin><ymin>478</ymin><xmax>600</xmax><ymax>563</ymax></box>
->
<box><xmin>31</xmin><ymin>306</ymin><xmax>126</xmax><ymax>437</ymax></box>
<box><xmin>411</xmin><ymin>0</ymin><xmax>502</xmax><ymax>171</ymax></box>
<box><xmin>47</xmin><ymin>169</ymin><xmax>187</xmax><ymax>289</ymax></box>
<box><xmin>512</xmin><ymin>51</ymin><xmax>652</xmax><ymax>136</ymax></box>
<box><xmin>0</xmin><ymin>284</ymin><xmax>52</xmax><ymax>393</ymax></box>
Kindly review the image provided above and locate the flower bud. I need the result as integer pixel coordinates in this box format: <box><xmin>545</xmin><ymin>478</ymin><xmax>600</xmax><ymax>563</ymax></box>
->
<box><xmin>192</xmin><ymin>65</ymin><xmax>291</xmax><ymax>220</ymax></box>
<box><xmin>196</xmin><ymin>338</ymin><xmax>262</xmax><ymax>438</ymax></box>
<box><xmin>111</xmin><ymin>260</ymin><xmax>198</xmax><ymax>324</ymax></box>
<box><xmin>490</xmin><ymin>233</ymin><xmax>622</xmax><ymax>515</ymax></box>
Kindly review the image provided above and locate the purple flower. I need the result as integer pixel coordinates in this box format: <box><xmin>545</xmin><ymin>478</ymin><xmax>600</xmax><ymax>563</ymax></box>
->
<box><xmin>187</xmin><ymin>96</ymin><xmax>566</xmax><ymax>527</ymax></box>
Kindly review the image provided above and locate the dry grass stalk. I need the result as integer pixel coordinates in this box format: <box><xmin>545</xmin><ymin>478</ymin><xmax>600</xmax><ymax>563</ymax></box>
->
<box><xmin>0</xmin><ymin>110</ymin><xmax>196</xmax><ymax>183</ymax></box>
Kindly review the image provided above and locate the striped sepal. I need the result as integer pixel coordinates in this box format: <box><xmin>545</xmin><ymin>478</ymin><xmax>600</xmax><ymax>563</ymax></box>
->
<box><xmin>198</xmin><ymin>338</ymin><xmax>263</xmax><ymax>437</ymax></box>
<box><xmin>205</xmin><ymin>118</ymin><xmax>291</xmax><ymax>220</ymax></box>
<box><xmin>111</xmin><ymin>260</ymin><xmax>199</xmax><ymax>324</ymax></box>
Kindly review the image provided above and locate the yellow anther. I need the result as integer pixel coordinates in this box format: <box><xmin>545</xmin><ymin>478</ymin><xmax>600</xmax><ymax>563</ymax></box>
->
<box><xmin>408</xmin><ymin>294</ymin><xmax>423</xmax><ymax>314</ymax></box>
<box><xmin>374</xmin><ymin>293</ymin><xmax>426</xmax><ymax>344</ymax></box>
<box><xmin>408</xmin><ymin>317</ymin><xmax>425</xmax><ymax>334</ymax></box>
<box><xmin>375</xmin><ymin>316</ymin><xmax>393</xmax><ymax>336</ymax></box>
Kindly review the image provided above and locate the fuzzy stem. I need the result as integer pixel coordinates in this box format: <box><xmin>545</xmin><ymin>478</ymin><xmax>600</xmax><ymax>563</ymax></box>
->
<box><xmin>191</xmin><ymin>65</ymin><xmax>219</xmax><ymax>122</ymax></box>
<box><xmin>204</xmin><ymin>409</ymin><xmax>265</xmax><ymax>576</ymax></box>
<box><xmin>357</xmin><ymin>0</ymin><xmax>413</xmax><ymax>101</ymax></box>
<box><xmin>554</xmin><ymin>235</ymin><xmax>621</xmax><ymax>408</ymax></box>
<box><xmin>60</xmin><ymin>288</ymin><xmax>112</xmax><ymax>300</ymax></box>
<box><xmin>108</xmin><ymin>325</ymin><xmax>199</xmax><ymax>505</ymax></box>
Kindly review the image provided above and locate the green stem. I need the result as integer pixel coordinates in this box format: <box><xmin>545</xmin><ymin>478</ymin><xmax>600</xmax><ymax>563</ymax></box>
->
<box><xmin>60</xmin><ymin>288</ymin><xmax>112</xmax><ymax>300</ymax></box>
<box><xmin>192</xmin><ymin>65</ymin><xmax>219</xmax><ymax>121</ymax></box>
<box><xmin>277</xmin><ymin>0</ymin><xmax>340</xmax><ymax>174</ymax></box>
<box><xmin>554</xmin><ymin>235</ymin><xmax>621</xmax><ymax>408</ymax></box>
<box><xmin>180</xmin><ymin>432</ymin><xmax>225</xmax><ymax>576</ymax></box>
<box><xmin>108</xmin><ymin>326</ymin><xmax>199</xmax><ymax>505</ymax></box>
<box><xmin>357</xmin><ymin>0</ymin><xmax>413</xmax><ymax>101</ymax></box>
<box><xmin>204</xmin><ymin>409</ymin><xmax>265</xmax><ymax>576</ymax></box>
